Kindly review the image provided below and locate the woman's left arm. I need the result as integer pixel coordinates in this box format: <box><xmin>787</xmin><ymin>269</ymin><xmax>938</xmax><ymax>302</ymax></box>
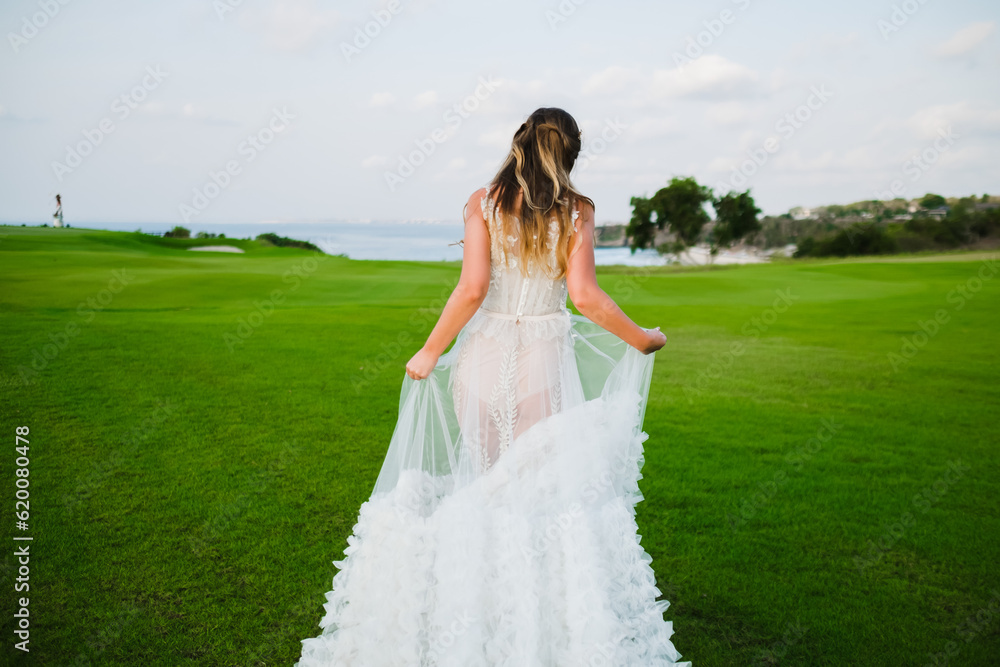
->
<box><xmin>405</xmin><ymin>189</ymin><xmax>491</xmax><ymax>380</ymax></box>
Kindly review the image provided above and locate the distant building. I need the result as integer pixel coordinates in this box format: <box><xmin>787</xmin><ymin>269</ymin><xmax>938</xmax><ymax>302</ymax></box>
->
<box><xmin>789</xmin><ymin>207</ymin><xmax>813</xmax><ymax>220</ymax></box>
<box><xmin>926</xmin><ymin>206</ymin><xmax>950</xmax><ymax>219</ymax></box>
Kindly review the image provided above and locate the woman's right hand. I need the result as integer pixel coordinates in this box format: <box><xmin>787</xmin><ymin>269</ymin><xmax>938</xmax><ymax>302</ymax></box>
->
<box><xmin>641</xmin><ymin>327</ymin><xmax>667</xmax><ymax>355</ymax></box>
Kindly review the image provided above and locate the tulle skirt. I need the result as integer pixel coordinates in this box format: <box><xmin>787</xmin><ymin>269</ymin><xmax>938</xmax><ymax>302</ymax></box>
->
<box><xmin>295</xmin><ymin>309</ymin><xmax>691</xmax><ymax>666</ymax></box>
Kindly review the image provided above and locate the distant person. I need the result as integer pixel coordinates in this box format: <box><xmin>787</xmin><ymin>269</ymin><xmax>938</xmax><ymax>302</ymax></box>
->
<box><xmin>294</xmin><ymin>108</ymin><xmax>688</xmax><ymax>666</ymax></box>
<box><xmin>53</xmin><ymin>194</ymin><xmax>64</xmax><ymax>228</ymax></box>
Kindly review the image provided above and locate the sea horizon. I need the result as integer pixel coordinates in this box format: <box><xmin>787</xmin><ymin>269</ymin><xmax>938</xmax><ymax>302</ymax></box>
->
<box><xmin>5</xmin><ymin>219</ymin><xmax>677</xmax><ymax>266</ymax></box>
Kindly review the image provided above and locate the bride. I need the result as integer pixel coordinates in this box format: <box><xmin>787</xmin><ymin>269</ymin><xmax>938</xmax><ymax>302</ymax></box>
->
<box><xmin>295</xmin><ymin>107</ymin><xmax>690</xmax><ymax>666</ymax></box>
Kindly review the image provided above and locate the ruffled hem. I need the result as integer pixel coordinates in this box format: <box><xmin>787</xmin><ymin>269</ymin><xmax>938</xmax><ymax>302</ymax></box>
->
<box><xmin>295</xmin><ymin>391</ymin><xmax>691</xmax><ymax>667</ymax></box>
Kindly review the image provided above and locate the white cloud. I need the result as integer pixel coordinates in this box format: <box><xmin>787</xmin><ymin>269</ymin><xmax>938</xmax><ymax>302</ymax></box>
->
<box><xmin>771</xmin><ymin>148</ymin><xmax>837</xmax><ymax>172</ymax></box>
<box><xmin>704</xmin><ymin>156</ymin><xmax>737</xmax><ymax>173</ymax></box>
<box><xmin>362</xmin><ymin>155</ymin><xmax>390</xmax><ymax>169</ymax></box>
<box><xmin>137</xmin><ymin>102</ymin><xmax>238</xmax><ymax>126</ymax></box>
<box><xmin>706</xmin><ymin>101</ymin><xmax>752</xmax><ymax>126</ymax></box>
<box><xmin>368</xmin><ymin>92</ymin><xmax>396</xmax><ymax>108</ymax></box>
<box><xmin>834</xmin><ymin>145</ymin><xmax>890</xmax><ymax>173</ymax></box>
<box><xmin>933</xmin><ymin>21</ymin><xmax>996</xmax><ymax>57</ymax></box>
<box><xmin>651</xmin><ymin>55</ymin><xmax>761</xmax><ymax>100</ymax></box>
<box><xmin>625</xmin><ymin>116</ymin><xmax>681</xmax><ymax>139</ymax></box>
<box><xmin>907</xmin><ymin>101</ymin><xmax>1000</xmax><ymax>140</ymax></box>
<box><xmin>412</xmin><ymin>91</ymin><xmax>439</xmax><ymax>110</ymax></box>
<box><xmin>930</xmin><ymin>145</ymin><xmax>994</xmax><ymax>170</ymax></box>
<box><xmin>238</xmin><ymin>0</ymin><xmax>340</xmax><ymax>52</ymax></box>
<box><xmin>582</xmin><ymin>66</ymin><xmax>643</xmax><ymax>96</ymax></box>
<box><xmin>788</xmin><ymin>31</ymin><xmax>863</xmax><ymax>59</ymax></box>
<box><xmin>477</xmin><ymin>122</ymin><xmax>518</xmax><ymax>149</ymax></box>
<box><xmin>710</xmin><ymin>143</ymin><xmax>885</xmax><ymax>178</ymax></box>
<box><xmin>580</xmin><ymin>57</ymin><xmax>762</xmax><ymax>107</ymax></box>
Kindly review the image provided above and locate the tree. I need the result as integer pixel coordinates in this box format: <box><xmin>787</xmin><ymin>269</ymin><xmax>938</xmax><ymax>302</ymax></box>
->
<box><xmin>627</xmin><ymin>195</ymin><xmax>658</xmax><ymax>252</ymax></box>
<box><xmin>919</xmin><ymin>193</ymin><xmax>946</xmax><ymax>210</ymax></box>
<box><xmin>627</xmin><ymin>176</ymin><xmax>712</xmax><ymax>255</ymax></box>
<box><xmin>165</xmin><ymin>226</ymin><xmax>190</xmax><ymax>238</ymax></box>
<box><xmin>710</xmin><ymin>189</ymin><xmax>762</xmax><ymax>257</ymax></box>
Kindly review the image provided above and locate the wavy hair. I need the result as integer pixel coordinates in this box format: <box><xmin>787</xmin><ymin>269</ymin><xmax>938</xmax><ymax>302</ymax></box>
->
<box><xmin>487</xmin><ymin>108</ymin><xmax>594</xmax><ymax>279</ymax></box>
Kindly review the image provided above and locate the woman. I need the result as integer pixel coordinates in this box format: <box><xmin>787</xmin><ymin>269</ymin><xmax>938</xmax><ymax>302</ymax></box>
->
<box><xmin>296</xmin><ymin>108</ymin><xmax>690</xmax><ymax>666</ymax></box>
<box><xmin>53</xmin><ymin>193</ymin><xmax>64</xmax><ymax>228</ymax></box>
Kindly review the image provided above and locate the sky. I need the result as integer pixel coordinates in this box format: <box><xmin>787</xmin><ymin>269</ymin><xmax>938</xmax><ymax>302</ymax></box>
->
<box><xmin>1</xmin><ymin>0</ymin><xmax>998</xmax><ymax>227</ymax></box>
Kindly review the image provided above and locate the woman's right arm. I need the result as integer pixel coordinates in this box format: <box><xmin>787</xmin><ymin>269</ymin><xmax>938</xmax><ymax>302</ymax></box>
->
<box><xmin>565</xmin><ymin>202</ymin><xmax>666</xmax><ymax>355</ymax></box>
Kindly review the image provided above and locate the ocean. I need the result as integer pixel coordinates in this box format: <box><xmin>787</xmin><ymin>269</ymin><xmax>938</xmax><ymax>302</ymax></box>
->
<box><xmin>74</xmin><ymin>221</ymin><xmax>669</xmax><ymax>266</ymax></box>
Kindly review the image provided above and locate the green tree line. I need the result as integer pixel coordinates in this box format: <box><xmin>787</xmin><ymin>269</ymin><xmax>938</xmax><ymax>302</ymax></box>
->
<box><xmin>627</xmin><ymin>177</ymin><xmax>762</xmax><ymax>259</ymax></box>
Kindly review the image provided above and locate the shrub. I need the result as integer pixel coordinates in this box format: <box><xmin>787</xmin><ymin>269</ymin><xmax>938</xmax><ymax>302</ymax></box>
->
<box><xmin>970</xmin><ymin>208</ymin><xmax>1000</xmax><ymax>238</ymax></box>
<box><xmin>255</xmin><ymin>232</ymin><xmax>320</xmax><ymax>252</ymax></box>
<box><xmin>793</xmin><ymin>237</ymin><xmax>816</xmax><ymax>258</ymax></box>
<box><xmin>164</xmin><ymin>226</ymin><xmax>191</xmax><ymax>239</ymax></box>
<box><xmin>795</xmin><ymin>224</ymin><xmax>897</xmax><ymax>258</ymax></box>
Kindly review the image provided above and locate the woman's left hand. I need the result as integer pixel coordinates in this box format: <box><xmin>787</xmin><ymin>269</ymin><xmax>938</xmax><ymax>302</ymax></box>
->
<box><xmin>405</xmin><ymin>348</ymin><xmax>439</xmax><ymax>380</ymax></box>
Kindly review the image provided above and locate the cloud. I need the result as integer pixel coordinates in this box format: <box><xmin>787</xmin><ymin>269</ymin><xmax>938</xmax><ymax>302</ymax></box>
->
<box><xmin>705</xmin><ymin>101</ymin><xmax>753</xmax><ymax>126</ymax></box>
<box><xmin>132</xmin><ymin>101</ymin><xmax>239</xmax><ymax>126</ymax></box>
<box><xmin>368</xmin><ymin>92</ymin><xmax>396</xmax><ymax>108</ymax></box>
<box><xmin>477</xmin><ymin>122</ymin><xmax>518</xmax><ymax>149</ymax></box>
<box><xmin>238</xmin><ymin>0</ymin><xmax>340</xmax><ymax>52</ymax></box>
<box><xmin>705</xmin><ymin>155</ymin><xmax>740</xmax><ymax>173</ymax></box>
<box><xmin>933</xmin><ymin>21</ymin><xmax>996</xmax><ymax>57</ymax></box>
<box><xmin>652</xmin><ymin>55</ymin><xmax>761</xmax><ymax>100</ymax></box>
<box><xmin>582</xmin><ymin>66</ymin><xmax>643</xmax><ymax>96</ymax></box>
<box><xmin>771</xmin><ymin>148</ymin><xmax>837</xmax><ymax>172</ymax></box>
<box><xmin>625</xmin><ymin>116</ymin><xmax>682</xmax><ymax>139</ymax></box>
<box><xmin>412</xmin><ymin>91</ymin><xmax>439</xmax><ymax>110</ymax></box>
<box><xmin>361</xmin><ymin>155</ymin><xmax>390</xmax><ymax>169</ymax></box>
<box><xmin>788</xmin><ymin>31</ymin><xmax>863</xmax><ymax>59</ymax></box>
<box><xmin>580</xmin><ymin>56</ymin><xmax>762</xmax><ymax>107</ymax></box>
<box><xmin>907</xmin><ymin>101</ymin><xmax>1000</xmax><ymax>140</ymax></box>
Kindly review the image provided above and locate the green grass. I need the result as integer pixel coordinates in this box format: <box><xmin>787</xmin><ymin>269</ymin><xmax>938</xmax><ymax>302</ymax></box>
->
<box><xmin>1</xmin><ymin>225</ymin><xmax>998</xmax><ymax>665</ymax></box>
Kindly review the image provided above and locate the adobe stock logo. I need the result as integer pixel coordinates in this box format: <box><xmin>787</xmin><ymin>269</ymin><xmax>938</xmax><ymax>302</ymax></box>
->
<box><xmin>51</xmin><ymin>66</ymin><xmax>168</xmax><ymax>182</ymax></box>
<box><xmin>178</xmin><ymin>107</ymin><xmax>295</xmax><ymax>222</ymax></box>
<box><xmin>7</xmin><ymin>0</ymin><xmax>73</xmax><ymax>54</ymax></box>
<box><xmin>715</xmin><ymin>84</ymin><xmax>833</xmax><ymax>196</ymax></box>
<box><xmin>341</xmin><ymin>0</ymin><xmax>406</xmax><ymax>62</ymax></box>
<box><xmin>383</xmin><ymin>76</ymin><xmax>501</xmax><ymax>192</ymax></box>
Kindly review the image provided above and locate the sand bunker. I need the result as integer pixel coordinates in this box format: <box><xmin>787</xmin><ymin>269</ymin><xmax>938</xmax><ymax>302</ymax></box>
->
<box><xmin>187</xmin><ymin>245</ymin><xmax>245</xmax><ymax>253</ymax></box>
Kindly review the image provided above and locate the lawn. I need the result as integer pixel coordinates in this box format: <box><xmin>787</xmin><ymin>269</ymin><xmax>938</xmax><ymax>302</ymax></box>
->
<box><xmin>1</xmin><ymin>225</ymin><xmax>998</xmax><ymax>665</ymax></box>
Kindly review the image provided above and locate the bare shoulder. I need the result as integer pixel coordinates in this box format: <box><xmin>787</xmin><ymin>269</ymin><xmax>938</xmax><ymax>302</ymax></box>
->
<box><xmin>464</xmin><ymin>187</ymin><xmax>490</xmax><ymax>223</ymax></box>
<box><xmin>574</xmin><ymin>197</ymin><xmax>596</xmax><ymax>228</ymax></box>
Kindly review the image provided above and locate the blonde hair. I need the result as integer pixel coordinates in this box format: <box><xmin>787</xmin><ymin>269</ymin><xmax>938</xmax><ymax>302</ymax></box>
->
<box><xmin>488</xmin><ymin>108</ymin><xmax>594</xmax><ymax>279</ymax></box>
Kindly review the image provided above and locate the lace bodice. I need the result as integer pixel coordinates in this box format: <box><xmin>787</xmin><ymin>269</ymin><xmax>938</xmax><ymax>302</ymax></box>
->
<box><xmin>478</xmin><ymin>190</ymin><xmax>579</xmax><ymax>322</ymax></box>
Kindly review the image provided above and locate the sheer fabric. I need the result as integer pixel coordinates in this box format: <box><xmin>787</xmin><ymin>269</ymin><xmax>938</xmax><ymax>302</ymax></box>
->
<box><xmin>295</xmin><ymin>190</ymin><xmax>690</xmax><ymax>666</ymax></box>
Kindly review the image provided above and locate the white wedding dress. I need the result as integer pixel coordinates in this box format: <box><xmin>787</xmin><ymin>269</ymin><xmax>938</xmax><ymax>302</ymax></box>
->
<box><xmin>295</xmin><ymin>192</ymin><xmax>691</xmax><ymax>666</ymax></box>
